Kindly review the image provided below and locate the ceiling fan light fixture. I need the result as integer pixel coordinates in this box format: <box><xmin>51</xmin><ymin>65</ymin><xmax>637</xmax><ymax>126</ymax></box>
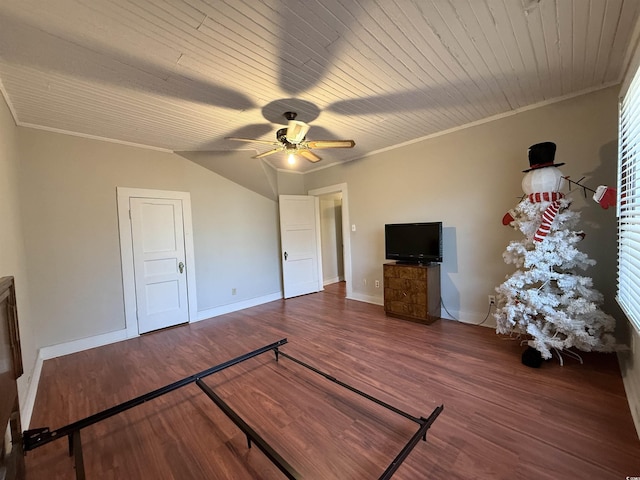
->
<box><xmin>227</xmin><ymin>111</ymin><xmax>355</xmax><ymax>165</ymax></box>
<box><xmin>286</xmin><ymin>120</ymin><xmax>310</xmax><ymax>144</ymax></box>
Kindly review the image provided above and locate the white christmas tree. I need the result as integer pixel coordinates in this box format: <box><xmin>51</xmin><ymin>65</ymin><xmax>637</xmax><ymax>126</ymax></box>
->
<box><xmin>495</xmin><ymin>142</ymin><xmax>617</xmax><ymax>361</ymax></box>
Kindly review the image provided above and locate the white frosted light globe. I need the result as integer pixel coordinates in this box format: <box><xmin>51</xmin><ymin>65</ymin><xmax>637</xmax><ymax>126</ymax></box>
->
<box><xmin>521</xmin><ymin>167</ymin><xmax>566</xmax><ymax>194</ymax></box>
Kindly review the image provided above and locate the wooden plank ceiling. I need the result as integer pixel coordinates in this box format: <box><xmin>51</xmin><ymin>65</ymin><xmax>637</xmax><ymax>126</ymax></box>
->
<box><xmin>0</xmin><ymin>0</ymin><xmax>638</xmax><ymax>172</ymax></box>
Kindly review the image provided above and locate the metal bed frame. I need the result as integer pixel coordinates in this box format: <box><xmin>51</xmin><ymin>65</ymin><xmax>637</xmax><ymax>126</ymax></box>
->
<box><xmin>23</xmin><ymin>338</ymin><xmax>443</xmax><ymax>479</ymax></box>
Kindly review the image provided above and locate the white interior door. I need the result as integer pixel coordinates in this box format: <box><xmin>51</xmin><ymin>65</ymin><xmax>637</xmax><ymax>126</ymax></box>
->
<box><xmin>279</xmin><ymin>195</ymin><xmax>323</xmax><ymax>299</ymax></box>
<box><xmin>130</xmin><ymin>197</ymin><xmax>189</xmax><ymax>334</ymax></box>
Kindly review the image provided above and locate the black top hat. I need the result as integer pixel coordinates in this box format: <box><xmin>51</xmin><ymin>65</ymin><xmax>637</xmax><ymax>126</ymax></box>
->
<box><xmin>523</xmin><ymin>142</ymin><xmax>564</xmax><ymax>172</ymax></box>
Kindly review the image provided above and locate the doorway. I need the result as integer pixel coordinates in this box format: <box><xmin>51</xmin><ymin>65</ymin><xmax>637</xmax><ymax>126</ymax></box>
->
<box><xmin>308</xmin><ymin>183</ymin><xmax>352</xmax><ymax>299</ymax></box>
<box><xmin>318</xmin><ymin>192</ymin><xmax>344</xmax><ymax>285</ymax></box>
<box><xmin>117</xmin><ymin>187</ymin><xmax>198</xmax><ymax>337</ymax></box>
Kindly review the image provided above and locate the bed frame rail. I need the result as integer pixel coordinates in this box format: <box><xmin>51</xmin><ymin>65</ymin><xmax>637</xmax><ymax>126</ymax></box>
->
<box><xmin>274</xmin><ymin>348</ymin><xmax>444</xmax><ymax>480</ymax></box>
<box><xmin>23</xmin><ymin>338</ymin><xmax>442</xmax><ymax>479</ymax></box>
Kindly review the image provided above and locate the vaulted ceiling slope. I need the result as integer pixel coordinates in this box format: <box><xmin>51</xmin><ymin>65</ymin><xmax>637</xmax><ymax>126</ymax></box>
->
<box><xmin>1</xmin><ymin>0</ymin><xmax>638</xmax><ymax>173</ymax></box>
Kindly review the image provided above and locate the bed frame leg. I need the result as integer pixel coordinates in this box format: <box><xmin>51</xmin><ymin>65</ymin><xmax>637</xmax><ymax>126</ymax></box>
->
<box><xmin>71</xmin><ymin>430</ymin><xmax>86</xmax><ymax>480</ymax></box>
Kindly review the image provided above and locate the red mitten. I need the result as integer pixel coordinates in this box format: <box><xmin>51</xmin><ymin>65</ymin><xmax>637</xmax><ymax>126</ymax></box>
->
<box><xmin>502</xmin><ymin>209</ymin><xmax>516</xmax><ymax>226</ymax></box>
<box><xmin>593</xmin><ymin>185</ymin><xmax>616</xmax><ymax>209</ymax></box>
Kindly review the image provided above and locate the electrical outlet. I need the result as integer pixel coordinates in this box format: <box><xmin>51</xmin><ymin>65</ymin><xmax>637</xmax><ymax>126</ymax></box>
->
<box><xmin>363</xmin><ymin>279</ymin><xmax>367</xmax><ymax>286</ymax></box>
<box><xmin>375</xmin><ymin>280</ymin><xmax>380</xmax><ymax>288</ymax></box>
<box><xmin>232</xmin><ymin>288</ymin><xmax>237</xmax><ymax>295</ymax></box>
<box><xmin>488</xmin><ymin>295</ymin><xmax>496</xmax><ymax>306</ymax></box>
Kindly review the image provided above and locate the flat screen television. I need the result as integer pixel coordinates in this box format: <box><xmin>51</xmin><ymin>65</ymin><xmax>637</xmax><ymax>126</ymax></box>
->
<box><xmin>385</xmin><ymin>222</ymin><xmax>443</xmax><ymax>264</ymax></box>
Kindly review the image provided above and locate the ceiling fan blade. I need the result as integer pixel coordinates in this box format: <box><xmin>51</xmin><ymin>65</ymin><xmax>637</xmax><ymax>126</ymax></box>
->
<box><xmin>253</xmin><ymin>147</ymin><xmax>283</xmax><ymax>159</ymax></box>
<box><xmin>298</xmin><ymin>149</ymin><xmax>322</xmax><ymax>163</ymax></box>
<box><xmin>226</xmin><ymin>137</ymin><xmax>279</xmax><ymax>146</ymax></box>
<box><xmin>286</xmin><ymin>120</ymin><xmax>310</xmax><ymax>144</ymax></box>
<box><xmin>306</xmin><ymin>140</ymin><xmax>355</xmax><ymax>149</ymax></box>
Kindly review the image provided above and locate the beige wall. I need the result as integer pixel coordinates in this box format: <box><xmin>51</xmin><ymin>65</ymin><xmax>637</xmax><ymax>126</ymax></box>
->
<box><xmin>305</xmin><ymin>87</ymin><xmax>620</xmax><ymax>325</ymax></box>
<box><xmin>17</xmin><ymin>128</ymin><xmax>282</xmax><ymax>348</ymax></box>
<box><xmin>0</xmin><ymin>93</ymin><xmax>36</xmax><ymax>407</ymax></box>
<box><xmin>186</xmin><ymin>159</ymin><xmax>282</xmax><ymax>308</ymax></box>
<box><xmin>276</xmin><ymin>170</ymin><xmax>306</xmax><ymax>195</ymax></box>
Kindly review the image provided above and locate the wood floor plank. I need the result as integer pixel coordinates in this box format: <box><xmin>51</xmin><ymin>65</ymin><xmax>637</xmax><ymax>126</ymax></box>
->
<box><xmin>25</xmin><ymin>282</ymin><xmax>640</xmax><ymax>479</ymax></box>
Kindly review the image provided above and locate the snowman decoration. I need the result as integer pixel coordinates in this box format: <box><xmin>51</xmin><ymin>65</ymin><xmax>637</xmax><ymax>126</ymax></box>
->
<box><xmin>495</xmin><ymin>142</ymin><xmax>617</xmax><ymax>366</ymax></box>
<box><xmin>502</xmin><ymin>142</ymin><xmax>568</xmax><ymax>240</ymax></box>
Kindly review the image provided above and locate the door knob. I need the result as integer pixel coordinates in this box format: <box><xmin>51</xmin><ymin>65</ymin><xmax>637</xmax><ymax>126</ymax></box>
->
<box><xmin>284</xmin><ymin>252</ymin><xmax>288</xmax><ymax>261</ymax></box>
<box><xmin>178</xmin><ymin>262</ymin><xmax>184</xmax><ymax>273</ymax></box>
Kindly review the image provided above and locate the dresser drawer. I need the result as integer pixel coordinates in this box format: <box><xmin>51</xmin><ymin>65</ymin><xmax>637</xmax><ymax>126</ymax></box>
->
<box><xmin>384</xmin><ymin>264</ymin><xmax>427</xmax><ymax>281</ymax></box>
<box><xmin>384</xmin><ymin>283</ymin><xmax>427</xmax><ymax>306</ymax></box>
<box><xmin>384</xmin><ymin>297</ymin><xmax>427</xmax><ymax>318</ymax></box>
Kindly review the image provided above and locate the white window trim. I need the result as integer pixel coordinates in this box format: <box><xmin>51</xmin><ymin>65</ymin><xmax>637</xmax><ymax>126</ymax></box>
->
<box><xmin>618</xmin><ymin>50</ymin><xmax>640</xmax><ymax>334</ymax></box>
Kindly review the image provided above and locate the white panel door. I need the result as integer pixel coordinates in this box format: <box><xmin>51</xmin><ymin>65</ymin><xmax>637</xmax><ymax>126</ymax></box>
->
<box><xmin>130</xmin><ymin>197</ymin><xmax>189</xmax><ymax>334</ymax></box>
<box><xmin>279</xmin><ymin>195</ymin><xmax>323</xmax><ymax>299</ymax></box>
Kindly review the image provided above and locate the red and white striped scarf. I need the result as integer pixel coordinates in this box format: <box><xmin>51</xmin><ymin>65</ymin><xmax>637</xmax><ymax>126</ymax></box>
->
<box><xmin>528</xmin><ymin>191</ymin><xmax>565</xmax><ymax>242</ymax></box>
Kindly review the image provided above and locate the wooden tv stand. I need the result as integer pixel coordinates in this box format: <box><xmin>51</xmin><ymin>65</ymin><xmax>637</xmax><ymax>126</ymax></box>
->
<box><xmin>383</xmin><ymin>262</ymin><xmax>441</xmax><ymax>324</ymax></box>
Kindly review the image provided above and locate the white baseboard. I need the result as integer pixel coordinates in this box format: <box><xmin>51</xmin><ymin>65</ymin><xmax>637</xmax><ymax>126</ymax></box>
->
<box><xmin>34</xmin><ymin>294</ymin><xmax>285</xmax><ymax>359</ymax></box>
<box><xmin>323</xmin><ymin>276</ymin><xmax>341</xmax><ymax>286</ymax></box>
<box><xmin>19</xmin><ymin>293</ymin><xmax>284</xmax><ymax>426</ymax></box>
<box><xmin>347</xmin><ymin>292</ymin><xmax>383</xmax><ymax>305</ymax></box>
<box><xmin>20</xmin><ymin>352</ymin><xmax>43</xmax><ymax>429</ymax></box>
<box><xmin>621</xmin><ymin>362</ymin><xmax>640</xmax><ymax>439</ymax></box>
<box><xmin>196</xmin><ymin>292</ymin><xmax>283</xmax><ymax>321</ymax></box>
<box><xmin>39</xmin><ymin>329</ymin><xmax>130</xmax><ymax>360</ymax></box>
<box><xmin>21</xmin><ymin>293</ymin><xmax>283</xmax><ymax>426</ymax></box>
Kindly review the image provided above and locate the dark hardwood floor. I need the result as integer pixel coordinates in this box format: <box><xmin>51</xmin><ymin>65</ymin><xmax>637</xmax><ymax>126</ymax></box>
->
<box><xmin>25</xmin><ymin>282</ymin><xmax>640</xmax><ymax>479</ymax></box>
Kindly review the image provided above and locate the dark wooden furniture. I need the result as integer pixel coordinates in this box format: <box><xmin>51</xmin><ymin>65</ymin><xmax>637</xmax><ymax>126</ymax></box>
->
<box><xmin>383</xmin><ymin>262</ymin><xmax>441</xmax><ymax>324</ymax></box>
<box><xmin>0</xmin><ymin>276</ymin><xmax>25</xmax><ymax>480</ymax></box>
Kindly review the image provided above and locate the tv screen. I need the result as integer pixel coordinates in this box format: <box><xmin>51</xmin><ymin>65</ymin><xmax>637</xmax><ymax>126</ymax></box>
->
<box><xmin>385</xmin><ymin>222</ymin><xmax>443</xmax><ymax>264</ymax></box>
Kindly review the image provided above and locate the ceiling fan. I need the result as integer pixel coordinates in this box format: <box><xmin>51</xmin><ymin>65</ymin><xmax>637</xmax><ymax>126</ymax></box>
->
<box><xmin>226</xmin><ymin>112</ymin><xmax>355</xmax><ymax>164</ymax></box>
